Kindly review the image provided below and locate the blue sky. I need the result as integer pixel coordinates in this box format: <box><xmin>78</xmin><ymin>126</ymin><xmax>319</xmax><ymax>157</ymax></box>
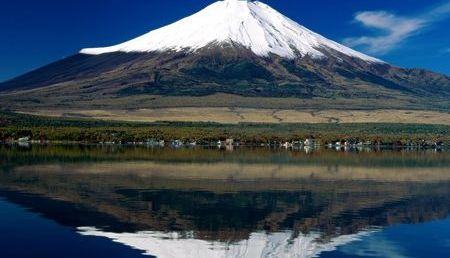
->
<box><xmin>1</xmin><ymin>0</ymin><xmax>450</xmax><ymax>82</ymax></box>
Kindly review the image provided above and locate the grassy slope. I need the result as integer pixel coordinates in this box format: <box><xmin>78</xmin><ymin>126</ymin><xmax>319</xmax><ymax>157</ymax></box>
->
<box><xmin>16</xmin><ymin>107</ymin><xmax>450</xmax><ymax>125</ymax></box>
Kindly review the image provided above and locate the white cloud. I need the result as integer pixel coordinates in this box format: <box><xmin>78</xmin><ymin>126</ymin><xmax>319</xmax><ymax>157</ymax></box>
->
<box><xmin>344</xmin><ymin>2</ymin><xmax>450</xmax><ymax>55</ymax></box>
<box><xmin>427</xmin><ymin>2</ymin><xmax>450</xmax><ymax>19</ymax></box>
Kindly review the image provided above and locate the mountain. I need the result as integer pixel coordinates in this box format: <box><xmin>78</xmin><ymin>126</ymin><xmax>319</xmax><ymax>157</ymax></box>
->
<box><xmin>0</xmin><ymin>0</ymin><xmax>449</xmax><ymax>116</ymax></box>
<box><xmin>80</xmin><ymin>0</ymin><xmax>380</xmax><ymax>62</ymax></box>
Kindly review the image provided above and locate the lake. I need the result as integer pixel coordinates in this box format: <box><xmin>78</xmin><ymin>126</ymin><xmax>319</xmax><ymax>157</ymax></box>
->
<box><xmin>0</xmin><ymin>144</ymin><xmax>449</xmax><ymax>258</ymax></box>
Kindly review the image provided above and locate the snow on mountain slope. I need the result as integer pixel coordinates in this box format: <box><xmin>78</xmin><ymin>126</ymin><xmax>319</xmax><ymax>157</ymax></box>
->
<box><xmin>80</xmin><ymin>0</ymin><xmax>381</xmax><ymax>63</ymax></box>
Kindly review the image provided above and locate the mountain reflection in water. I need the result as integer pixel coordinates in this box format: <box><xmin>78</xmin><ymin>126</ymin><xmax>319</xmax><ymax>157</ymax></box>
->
<box><xmin>0</xmin><ymin>145</ymin><xmax>449</xmax><ymax>258</ymax></box>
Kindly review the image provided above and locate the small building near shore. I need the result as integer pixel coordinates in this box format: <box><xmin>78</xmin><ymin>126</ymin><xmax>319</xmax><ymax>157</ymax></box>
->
<box><xmin>304</xmin><ymin>136</ymin><xmax>316</xmax><ymax>146</ymax></box>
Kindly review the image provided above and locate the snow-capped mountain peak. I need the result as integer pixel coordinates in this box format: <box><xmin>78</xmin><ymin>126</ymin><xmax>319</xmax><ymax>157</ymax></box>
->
<box><xmin>80</xmin><ymin>0</ymin><xmax>381</xmax><ymax>62</ymax></box>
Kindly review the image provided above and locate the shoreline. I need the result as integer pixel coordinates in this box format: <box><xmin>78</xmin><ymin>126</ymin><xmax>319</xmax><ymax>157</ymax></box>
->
<box><xmin>1</xmin><ymin>142</ymin><xmax>448</xmax><ymax>151</ymax></box>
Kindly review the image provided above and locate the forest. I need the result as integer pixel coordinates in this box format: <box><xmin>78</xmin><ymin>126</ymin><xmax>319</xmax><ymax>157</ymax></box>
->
<box><xmin>0</xmin><ymin>110</ymin><xmax>448</xmax><ymax>145</ymax></box>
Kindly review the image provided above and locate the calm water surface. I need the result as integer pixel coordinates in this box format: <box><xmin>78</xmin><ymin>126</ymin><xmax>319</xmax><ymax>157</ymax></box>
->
<box><xmin>0</xmin><ymin>145</ymin><xmax>449</xmax><ymax>258</ymax></box>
